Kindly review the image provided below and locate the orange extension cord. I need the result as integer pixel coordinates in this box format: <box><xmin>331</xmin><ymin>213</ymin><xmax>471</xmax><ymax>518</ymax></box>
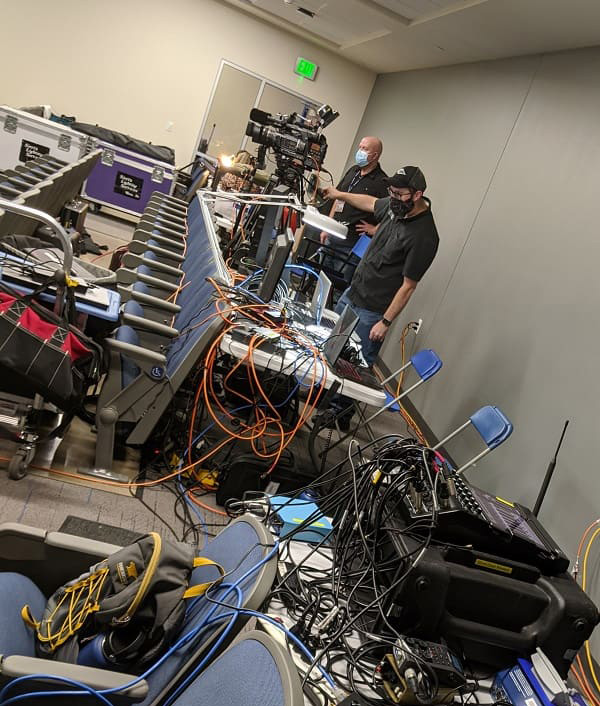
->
<box><xmin>0</xmin><ymin>268</ymin><xmax>327</xmax><ymax>500</ymax></box>
<box><xmin>570</xmin><ymin>519</ymin><xmax>600</xmax><ymax>705</ymax></box>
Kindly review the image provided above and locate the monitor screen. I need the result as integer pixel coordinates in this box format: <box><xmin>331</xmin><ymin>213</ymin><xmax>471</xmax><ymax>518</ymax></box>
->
<box><xmin>322</xmin><ymin>304</ymin><xmax>358</xmax><ymax>366</ymax></box>
<box><xmin>257</xmin><ymin>228</ymin><xmax>294</xmax><ymax>303</ymax></box>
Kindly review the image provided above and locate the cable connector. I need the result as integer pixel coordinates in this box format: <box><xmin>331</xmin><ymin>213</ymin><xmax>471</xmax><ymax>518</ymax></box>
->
<box><xmin>315</xmin><ymin>605</ymin><xmax>340</xmax><ymax>634</ymax></box>
<box><xmin>404</xmin><ymin>667</ymin><xmax>420</xmax><ymax>695</ymax></box>
<box><xmin>334</xmin><ymin>690</ymin><xmax>371</xmax><ymax>705</ymax></box>
<box><xmin>572</xmin><ymin>559</ymin><xmax>579</xmax><ymax>581</ymax></box>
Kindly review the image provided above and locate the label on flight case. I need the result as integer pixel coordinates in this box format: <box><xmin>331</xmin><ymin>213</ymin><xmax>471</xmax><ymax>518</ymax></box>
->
<box><xmin>474</xmin><ymin>558</ymin><xmax>513</xmax><ymax>575</ymax></box>
<box><xmin>114</xmin><ymin>171</ymin><xmax>143</xmax><ymax>200</ymax></box>
<box><xmin>19</xmin><ymin>139</ymin><xmax>50</xmax><ymax>162</ymax></box>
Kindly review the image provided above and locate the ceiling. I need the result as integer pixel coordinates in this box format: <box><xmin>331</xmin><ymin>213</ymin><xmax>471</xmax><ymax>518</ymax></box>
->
<box><xmin>222</xmin><ymin>0</ymin><xmax>600</xmax><ymax>73</ymax></box>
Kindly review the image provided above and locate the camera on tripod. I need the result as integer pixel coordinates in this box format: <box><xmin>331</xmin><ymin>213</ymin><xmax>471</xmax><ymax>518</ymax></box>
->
<box><xmin>245</xmin><ymin>104</ymin><xmax>339</xmax><ymax>193</ymax></box>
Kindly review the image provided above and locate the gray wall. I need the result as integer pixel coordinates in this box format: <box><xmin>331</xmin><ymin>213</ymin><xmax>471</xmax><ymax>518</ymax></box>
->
<box><xmin>354</xmin><ymin>47</ymin><xmax>600</xmax><ymax>630</ymax></box>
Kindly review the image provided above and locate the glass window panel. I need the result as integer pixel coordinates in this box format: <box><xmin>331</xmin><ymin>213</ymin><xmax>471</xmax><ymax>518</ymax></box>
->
<box><xmin>200</xmin><ymin>64</ymin><xmax>261</xmax><ymax>158</ymax></box>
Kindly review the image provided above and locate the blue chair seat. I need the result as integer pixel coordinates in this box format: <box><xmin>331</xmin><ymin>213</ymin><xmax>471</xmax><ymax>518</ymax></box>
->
<box><xmin>170</xmin><ymin>633</ymin><xmax>301</xmax><ymax>706</ymax></box>
<box><xmin>0</xmin><ymin>573</ymin><xmax>46</xmax><ymax>657</ymax></box>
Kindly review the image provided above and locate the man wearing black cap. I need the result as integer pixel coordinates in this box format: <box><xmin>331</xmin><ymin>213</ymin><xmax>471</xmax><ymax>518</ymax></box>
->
<box><xmin>323</xmin><ymin>166</ymin><xmax>439</xmax><ymax>367</ymax></box>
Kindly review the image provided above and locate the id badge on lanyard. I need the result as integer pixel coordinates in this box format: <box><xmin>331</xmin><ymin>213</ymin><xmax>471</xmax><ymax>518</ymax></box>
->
<box><xmin>336</xmin><ymin>170</ymin><xmax>362</xmax><ymax>213</ymax></box>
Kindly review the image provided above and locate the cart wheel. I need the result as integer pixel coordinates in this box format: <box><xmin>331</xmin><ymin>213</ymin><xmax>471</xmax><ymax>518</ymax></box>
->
<box><xmin>8</xmin><ymin>452</ymin><xmax>27</xmax><ymax>480</ymax></box>
<box><xmin>89</xmin><ymin>203</ymin><xmax>101</xmax><ymax>214</ymax></box>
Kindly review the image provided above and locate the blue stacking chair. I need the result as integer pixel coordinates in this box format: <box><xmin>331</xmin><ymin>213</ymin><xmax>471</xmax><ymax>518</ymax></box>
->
<box><xmin>371</xmin><ymin>349</ymin><xmax>443</xmax><ymax>421</ymax></box>
<box><xmin>330</xmin><ymin>349</ymin><xmax>443</xmax><ymax>448</ymax></box>
<box><xmin>433</xmin><ymin>404</ymin><xmax>513</xmax><ymax>475</ymax></box>
<box><xmin>323</xmin><ymin>232</ymin><xmax>371</xmax><ymax>275</ymax></box>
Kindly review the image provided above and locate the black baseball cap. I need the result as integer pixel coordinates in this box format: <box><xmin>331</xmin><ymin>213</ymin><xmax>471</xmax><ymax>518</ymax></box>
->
<box><xmin>385</xmin><ymin>166</ymin><xmax>426</xmax><ymax>192</ymax></box>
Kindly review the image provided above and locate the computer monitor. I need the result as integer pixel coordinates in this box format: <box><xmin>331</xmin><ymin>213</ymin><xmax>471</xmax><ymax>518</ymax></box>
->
<box><xmin>257</xmin><ymin>228</ymin><xmax>294</xmax><ymax>303</ymax></box>
<box><xmin>322</xmin><ymin>304</ymin><xmax>359</xmax><ymax>366</ymax></box>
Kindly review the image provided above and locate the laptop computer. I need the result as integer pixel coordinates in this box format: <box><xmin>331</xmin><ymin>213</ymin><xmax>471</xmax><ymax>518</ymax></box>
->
<box><xmin>322</xmin><ymin>305</ymin><xmax>380</xmax><ymax>389</ymax></box>
<box><xmin>286</xmin><ymin>270</ymin><xmax>337</xmax><ymax>330</ymax></box>
<box><xmin>322</xmin><ymin>304</ymin><xmax>359</xmax><ymax>367</ymax></box>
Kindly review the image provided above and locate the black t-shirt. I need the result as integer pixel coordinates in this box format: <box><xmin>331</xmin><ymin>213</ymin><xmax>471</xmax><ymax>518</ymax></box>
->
<box><xmin>330</xmin><ymin>163</ymin><xmax>388</xmax><ymax>249</ymax></box>
<box><xmin>349</xmin><ymin>196</ymin><xmax>439</xmax><ymax>314</ymax></box>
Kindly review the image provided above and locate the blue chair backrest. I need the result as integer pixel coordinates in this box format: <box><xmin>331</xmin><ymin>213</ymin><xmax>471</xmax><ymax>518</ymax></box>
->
<box><xmin>164</xmin><ymin>201</ymin><xmax>221</xmax><ymax>377</ymax></box>
<box><xmin>351</xmin><ymin>234</ymin><xmax>372</xmax><ymax>259</ymax></box>
<box><xmin>410</xmin><ymin>349</ymin><xmax>443</xmax><ymax>382</ymax></box>
<box><xmin>115</xmin><ymin>326</ymin><xmax>141</xmax><ymax>387</ymax></box>
<box><xmin>470</xmin><ymin>405</ymin><xmax>513</xmax><ymax>449</ymax></box>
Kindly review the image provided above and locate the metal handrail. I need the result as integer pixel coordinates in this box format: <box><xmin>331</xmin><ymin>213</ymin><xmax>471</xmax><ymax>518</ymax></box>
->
<box><xmin>0</xmin><ymin>198</ymin><xmax>73</xmax><ymax>277</ymax></box>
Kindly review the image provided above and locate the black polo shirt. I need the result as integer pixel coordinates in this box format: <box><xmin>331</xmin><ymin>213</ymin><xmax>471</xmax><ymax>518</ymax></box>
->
<box><xmin>348</xmin><ymin>196</ymin><xmax>439</xmax><ymax>314</ymax></box>
<box><xmin>332</xmin><ymin>163</ymin><xmax>388</xmax><ymax>249</ymax></box>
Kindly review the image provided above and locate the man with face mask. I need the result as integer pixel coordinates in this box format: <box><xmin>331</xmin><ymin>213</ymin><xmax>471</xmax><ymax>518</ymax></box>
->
<box><xmin>323</xmin><ymin>166</ymin><xmax>439</xmax><ymax>368</ymax></box>
<box><xmin>319</xmin><ymin>136</ymin><xmax>388</xmax><ymax>283</ymax></box>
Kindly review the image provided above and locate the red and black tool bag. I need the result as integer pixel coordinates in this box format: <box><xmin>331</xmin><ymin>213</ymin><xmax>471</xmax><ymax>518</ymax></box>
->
<box><xmin>0</xmin><ymin>282</ymin><xmax>103</xmax><ymax>411</ymax></box>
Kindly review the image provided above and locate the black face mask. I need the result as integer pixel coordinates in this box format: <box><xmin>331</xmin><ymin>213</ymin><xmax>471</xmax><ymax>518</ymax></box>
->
<box><xmin>389</xmin><ymin>196</ymin><xmax>414</xmax><ymax>218</ymax></box>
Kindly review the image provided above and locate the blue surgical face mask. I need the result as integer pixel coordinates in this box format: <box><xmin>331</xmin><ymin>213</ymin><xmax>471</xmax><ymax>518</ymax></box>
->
<box><xmin>355</xmin><ymin>149</ymin><xmax>369</xmax><ymax>167</ymax></box>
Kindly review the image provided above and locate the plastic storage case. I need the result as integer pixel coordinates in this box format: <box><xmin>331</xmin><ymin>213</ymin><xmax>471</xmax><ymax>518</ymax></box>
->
<box><xmin>0</xmin><ymin>105</ymin><xmax>90</xmax><ymax>168</ymax></box>
<box><xmin>378</xmin><ymin>521</ymin><xmax>599</xmax><ymax>678</ymax></box>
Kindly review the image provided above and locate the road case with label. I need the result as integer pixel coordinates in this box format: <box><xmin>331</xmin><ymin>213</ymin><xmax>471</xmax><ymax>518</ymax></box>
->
<box><xmin>0</xmin><ymin>105</ymin><xmax>89</xmax><ymax>168</ymax></box>
<box><xmin>80</xmin><ymin>142</ymin><xmax>175</xmax><ymax>217</ymax></box>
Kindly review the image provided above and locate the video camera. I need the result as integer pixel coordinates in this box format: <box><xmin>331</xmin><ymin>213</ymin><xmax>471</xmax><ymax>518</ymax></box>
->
<box><xmin>245</xmin><ymin>104</ymin><xmax>339</xmax><ymax>192</ymax></box>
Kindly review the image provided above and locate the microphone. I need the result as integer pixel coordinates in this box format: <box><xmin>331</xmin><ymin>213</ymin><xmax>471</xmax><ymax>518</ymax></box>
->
<box><xmin>249</xmin><ymin>108</ymin><xmax>270</xmax><ymax>125</ymax></box>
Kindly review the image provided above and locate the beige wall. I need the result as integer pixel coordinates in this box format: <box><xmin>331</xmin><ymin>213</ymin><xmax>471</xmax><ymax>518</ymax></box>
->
<box><xmin>354</xmin><ymin>47</ymin><xmax>600</xmax><ymax>648</ymax></box>
<box><xmin>0</xmin><ymin>0</ymin><xmax>375</xmax><ymax>177</ymax></box>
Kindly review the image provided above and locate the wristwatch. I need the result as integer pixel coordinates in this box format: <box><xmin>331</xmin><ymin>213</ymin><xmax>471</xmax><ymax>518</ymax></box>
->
<box><xmin>381</xmin><ymin>317</ymin><xmax>392</xmax><ymax>327</ymax></box>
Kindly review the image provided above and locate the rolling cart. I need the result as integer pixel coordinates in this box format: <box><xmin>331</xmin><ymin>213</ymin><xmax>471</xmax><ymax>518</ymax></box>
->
<box><xmin>0</xmin><ymin>199</ymin><xmax>102</xmax><ymax>479</ymax></box>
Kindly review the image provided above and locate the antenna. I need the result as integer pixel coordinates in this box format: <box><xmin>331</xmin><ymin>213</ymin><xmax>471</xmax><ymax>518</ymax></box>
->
<box><xmin>532</xmin><ymin>420</ymin><xmax>569</xmax><ymax>517</ymax></box>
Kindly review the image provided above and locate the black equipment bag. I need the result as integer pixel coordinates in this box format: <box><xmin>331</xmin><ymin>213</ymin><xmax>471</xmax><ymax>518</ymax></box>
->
<box><xmin>71</xmin><ymin>122</ymin><xmax>175</xmax><ymax>165</ymax></box>
<box><xmin>0</xmin><ymin>281</ymin><xmax>102</xmax><ymax>411</ymax></box>
<box><xmin>22</xmin><ymin>532</ymin><xmax>224</xmax><ymax>668</ymax></box>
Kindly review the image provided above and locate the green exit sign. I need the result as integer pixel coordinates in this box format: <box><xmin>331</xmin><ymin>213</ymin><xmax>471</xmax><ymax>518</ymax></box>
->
<box><xmin>294</xmin><ymin>57</ymin><xmax>318</xmax><ymax>81</ymax></box>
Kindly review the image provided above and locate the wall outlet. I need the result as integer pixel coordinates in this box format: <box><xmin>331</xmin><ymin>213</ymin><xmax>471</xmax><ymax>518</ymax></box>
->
<box><xmin>414</xmin><ymin>318</ymin><xmax>423</xmax><ymax>334</ymax></box>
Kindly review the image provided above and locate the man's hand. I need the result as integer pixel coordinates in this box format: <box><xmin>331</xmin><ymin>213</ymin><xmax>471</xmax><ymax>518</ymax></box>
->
<box><xmin>320</xmin><ymin>231</ymin><xmax>329</xmax><ymax>244</ymax></box>
<box><xmin>369</xmin><ymin>320</ymin><xmax>390</xmax><ymax>342</ymax></box>
<box><xmin>322</xmin><ymin>186</ymin><xmax>341</xmax><ymax>201</ymax></box>
<box><xmin>356</xmin><ymin>220</ymin><xmax>377</xmax><ymax>237</ymax></box>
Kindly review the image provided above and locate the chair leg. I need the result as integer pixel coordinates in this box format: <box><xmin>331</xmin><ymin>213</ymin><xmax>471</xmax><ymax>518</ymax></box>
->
<box><xmin>79</xmin><ymin>405</ymin><xmax>128</xmax><ymax>482</ymax></box>
<box><xmin>355</xmin><ymin>402</ymin><xmax>377</xmax><ymax>442</ymax></box>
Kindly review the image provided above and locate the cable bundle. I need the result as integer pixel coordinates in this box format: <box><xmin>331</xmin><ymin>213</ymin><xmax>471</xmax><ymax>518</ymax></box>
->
<box><xmin>269</xmin><ymin>435</ymin><xmax>444</xmax><ymax>705</ymax></box>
